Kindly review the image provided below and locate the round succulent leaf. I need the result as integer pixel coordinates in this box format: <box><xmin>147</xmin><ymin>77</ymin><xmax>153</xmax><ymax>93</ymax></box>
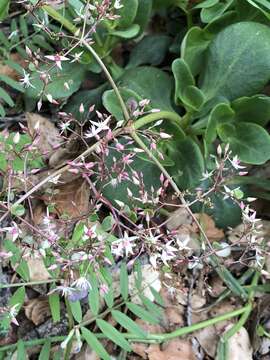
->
<box><xmin>200</xmin><ymin>22</ymin><xmax>270</xmax><ymax>101</ymax></box>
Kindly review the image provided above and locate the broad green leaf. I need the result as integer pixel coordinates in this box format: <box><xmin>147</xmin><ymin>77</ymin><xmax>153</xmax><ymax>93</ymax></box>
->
<box><xmin>69</xmin><ymin>300</ymin><xmax>82</xmax><ymax>323</ymax></box>
<box><xmin>120</xmin><ymin>262</ymin><xmax>129</xmax><ymax>300</ymax></box>
<box><xmin>134</xmin><ymin>0</ymin><xmax>153</xmax><ymax>34</ymax></box>
<box><xmin>17</xmin><ymin>340</ymin><xmax>26</xmax><ymax>360</ymax></box>
<box><xmin>63</xmin><ymin>84</ymin><xmax>106</xmax><ymax>120</ymax></box>
<box><xmin>103</xmin><ymin>87</ymin><xmax>141</xmax><ymax>121</ymax></box>
<box><xmin>96</xmin><ymin>319</ymin><xmax>132</xmax><ymax>351</ymax></box>
<box><xmin>38</xmin><ymin>340</ymin><xmax>51</xmax><ymax>360</ymax></box>
<box><xmin>172</xmin><ymin>58</ymin><xmax>194</xmax><ymax>105</ymax></box>
<box><xmin>127</xmin><ymin>35</ymin><xmax>171</xmax><ymax>68</ymax></box>
<box><xmin>217</xmin><ymin>122</ymin><xmax>270</xmax><ymax>164</ymax></box>
<box><xmin>245</xmin><ymin>0</ymin><xmax>270</xmax><ymax>19</ymax></box>
<box><xmin>111</xmin><ymin>310</ymin><xmax>146</xmax><ymax>338</ymax></box>
<box><xmin>116</xmin><ymin>0</ymin><xmax>138</xmax><ymax>28</ymax></box>
<box><xmin>81</xmin><ymin>327</ymin><xmax>110</xmax><ymax>360</ymax></box>
<box><xmin>16</xmin><ymin>260</ymin><xmax>30</xmax><ymax>281</ymax></box>
<box><xmin>232</xmin><ymin>95</ymin><xmax>270</xmax><ymax>126</ymax></box>
<box><xmin>205</xmin><ymin>103</ymin><xmax>235</xmax><ymax>143</ymax></box>
<box><xmin>201</xmin><ymin>0</ymin><xmax>233</xmax><ymax>23</ymax></box>
<box><xmin>0</xmin><ymin>0</ymin><xmax>9</xmax><ymax>21</ymax></box>
<box><xmin>182</xmin><ymin>85</ymin><xmax>205</xmax><ymax>110</ymax></box>
<box><xmin>110</xmin><ymin>24</ymin><xmax>140</xmax><ymax>38</ymax></box>
<box><xmin>119</xmin><ymin>66</ymin><xmax>174</xmax><ymax>111</ymax></box>
<box><xmin>19</xmin><ymin>15</ymin><xmax>28</xmax><ymax>37</ymax></box>
<box><xmin>25</xmin><ymin>62</ymin><xmax>87</xmax><ymax>100</ymax></box>
<box><xmin>168</xmin><ymin>138</ymin><xmax>205</xmax><ymax>189</ymax></box>
<box><xmin>126</xmin><ymin>302</ymin><xmax>159</xmax><ymax>324</ymax></box>
<box><xmin>193</xmin><ymin>0</ymin><xmax>219</xmax><ymax>8</ymax></box>
<box><xmin>49</xmin><ymin>293</ymin><xmax>61</xmax><ymax>323</ymax></box>
<box><xmin>181</xmin><ymin>26</ymin><xmax>211</xmax><ymax>76</ymax></box>
<box><xmin>11</xmin><ymin>204</ymin><xmax>25</xmax><ymax>217</ymax></box>
<box><xmin>200</xmin><ymin>22</ymin><xmax>270</xmax><ymax>101</ymax></box>
<box><xmin>102</xmin><ymin>215</ymin><xmax>115</xmax><ymax>231</ymax></box>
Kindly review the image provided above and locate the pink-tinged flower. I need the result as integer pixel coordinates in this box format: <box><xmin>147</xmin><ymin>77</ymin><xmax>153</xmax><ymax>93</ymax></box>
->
<box><xmin>230</xmin><ymin>155</ymin><xmax>246</xmax><ymax>170</ymax></box>
<box><xmin>1</xmin><ymin>222</ymin><xmax>21</xmax><ymax>241</ymax></box>
<box><xmin>84</xmin><ymin>117</ymin><xmax>110</xmax><ymax>139</ymax></box>
<box><xmin>159</xmin><ymin>132</ymin><xmax>171</xmax><ymax>139</ymax></box>
<box><xmin>45</xmin><ymin>54</ymin><xmax>69</xmax><ymax>69</ymax></box>
<box><xmin>111</xmin><ymin>232</ymin><xmax>138</xmax><ymax>257</ymax></box>
<box><xmin>100</xmin><ymin>283</ymin><xmax>109</xmax><ymax>296</ymax></box>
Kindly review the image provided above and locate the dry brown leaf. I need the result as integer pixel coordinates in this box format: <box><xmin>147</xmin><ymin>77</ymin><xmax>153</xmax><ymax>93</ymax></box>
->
<box><xmin>147</xmin><ymin>339</ymin><xmax>196</xmax><ymax>360</ymax></box>
<box><xmin>166</xmin><ymin>208</ymin><xmax>193</xmax><ymax>231</ymax></box>
<box><xmin>27</xmin><ymin>256</ymin><xmax>51</xmax><ymax>281</ymax></box>
<box><xmin>0</xmin><ymin>53</ymin><xmax>27</xmax><ymax>80</ymax></box>
<box><xmin>43</xmin><ymin>177</ymin><xmax>90</xmax><ymax>219</ymax></box>
<box><xmin>226</xmin><ymin>325</ymin><xmax>253</xmax><ymax>360</ymax></box>
<box><xmin>24</xmin><ymin>298</ymin><xmax>51</xmax><ymax>325</ymax></box>
<box><xmin>26</xmin><ymin>112</ymin><xmax>61</xmax><ymax>158</ymax></box>
<box><xmin>194</xmin><ymin>213</ymin><xmax>224</xmax><ymax>241</ymax></box>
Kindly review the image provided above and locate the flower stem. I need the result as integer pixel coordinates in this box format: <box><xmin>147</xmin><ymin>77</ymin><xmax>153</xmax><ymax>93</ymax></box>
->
<box><xmin>134</xmin><ymin>111</ymin><xmax>182</xmax><ymax>130</ymax></box>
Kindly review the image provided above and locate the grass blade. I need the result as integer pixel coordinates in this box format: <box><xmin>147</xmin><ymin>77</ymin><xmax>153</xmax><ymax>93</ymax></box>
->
<box><xmin>96</xmin><ymin>319</ymin><xmax>132</xmax><ymax>351</ymax></box>
<box><xmin>81</xmin><ymin>327</ymin><xmax>110</xmax><ymax>360</ymax></box>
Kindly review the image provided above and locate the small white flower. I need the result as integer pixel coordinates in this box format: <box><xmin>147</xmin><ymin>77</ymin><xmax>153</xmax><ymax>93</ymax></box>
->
<box><xmin>84</xmin><ymin>117</ymin><xmax>110</xmax><ymax>139</ymax></box>
<box><xmin>111</xmin><ymin>232</ymin><xmax>137</xmax><ymax>257</ymax></box>
<box><xmin>45</xmin><ymin>54</ymin><xmax>69</xmax><ymax>69</ymax></box>
<box><xmin>20</xmin><ymin>70</ymin><xmax>35</xmax><ymax>88</ymax></box>
<box><xmin>230</xmin><ymin>155</ymin><xmax>246</xmax><ymax>170</ymax></box>
<box><xmin>114</xmin><ymin>0</ymin><xmax>123</xmax><ymax>9</ymax></box>
<box><xmin>71</xmin><ymin>277</ymin><xmax>91</xmax><ymax>291</ymax></box>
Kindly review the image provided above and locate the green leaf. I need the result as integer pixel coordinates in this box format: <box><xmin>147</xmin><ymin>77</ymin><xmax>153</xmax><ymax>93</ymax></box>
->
<box><xmin>200</xmin><ymin>22</ymin><xmax>270</xmax><ymax>101</ymax></box>
<box><xmin>69</xmin><ymin>300</ymin><xmax>82</xmax><ymax>323</ymax></box>
<box><xmin>102</xmin><ymin>215</ymin><xmax>115</xmax><ymax>231</ymax></box>
<box><xmin>38</xmin><ymin>340</ymin><xmax>51</xmax><ymax>360</ymax></box>
<box><xmin>110</xmin><ymin>24</ymin><xmax>140</xmax><ymax>38</ymax></box>
<box><xmin>232</xmin><ymin>95</ymin><xmax>270</xmax><ymax>126</ymax></box>
<box><xmin>0</xmin><ymin>87</ymin><xmax>14</xmax><ymax>107</ymax></box>
<box><xmin>150</xmin><ymin>286</ymin><xmax>165</xmax><ymax>307</ymax></box>
<box><xmin>134</xmin><ymin>0</ymin><xmax>153</xmax><ymax>34</ymax></box>
<box><xmin>9</xmin><ymin>286</ymin><xmax>25</xmax><ymax>309</ymax></box>
<box><xmin>168</xmin><ymin>138</ymin><xmax>205</xmax><ymax>189</ymax></box>
<box><xmin>88</xmin><ymin>275</ymin><xmax>99</xmax><ymax>316</ymax></box>
<box><xmin>201</xmin><ymin>1</ymin><xmax>233</xmax><ymax>23</ymax></box>
<box><xmin>81</xmin><ymin>327</ymin><xmax>110</xmax><ymax>360</ymax></box>
<box><xmin>182</xmin><ymin>85</ymin><xmax>205</xmax><ymax>110</ymax></box>
<box><xmin>116</xmin><ymin>0</ymin><xmax>138</xmax><ymax>28</ymax></box>
<box><xmin>127</xmin><ymin>35</ymin><xmax>171</xmax><ymax>68</ymax></box>
<box><xmin>11</xmin><ymin>204</ymin><xmax>25</xmax><ymax>217</ymax></box>
<box><xmin>0</xmin><ymin>0</ymin><xmax>9</xmax><ymax>21</ymax></box>
<box><xmin>103</xmin><ymin>287</ymin><xmax>114</xmax><ymax>308</ymax></box>
<box><xmin>181</xmin><ymin>26</ymin><xmax>211</xmax><ymax>76</ymax></box>
<box><xmin>217</xmin><ymin>122</ymin><xmax>270</xmax><ymax>164</ymax></box>
<box><xmin>17</xmin><ymin>340</ymin><xmax>26</xmax><ymax>360</ymax></box>
<box><xmin>25</xmin><ymin>62</ymin><xmax>87</xmax><ymax>100</ymax></box>
<box><xmin>193</xmin><ymin>0</ymin><xmax>219</xmax><ymax>9</ymax></box>
<box><xmin>103</xmin><ymin>87</ymin><xmax>141</xmax><ymax>121</ymax></box>
<box><xmin>0</xmin><ymin>75</ymin><xmax>24</xmax><ymax>92</ymax></box>
<box><xmin>205</xmin><ymin>103</ymin><xmax>235</xmax><ymax>144</ymax></box>
<box><xmin>96</xmin><ymin>319</ymin><xmax>132</xmax><ymax>351</ymax></box>
<box><xmin>49</xmin><ymin>293</ymin><xmax>61</xmax><ymax>323</ymax></box>
<box><xmin>111</xmin><ymin>310</ymin><xmax>146</xmax><ymax>337</ymax></box>
<box><xmin>140</xmin><ymin>295</ymin><xmax>163</xmax><ymax>318</ymax></box>
<box><xmin>120</xmin><ymin>262</ymin><xmax>129</xmax><ymax>300</ymax></box>
<box><xmin>126</xmin><ymin>302</ymin><xmax>159</xmax><ymax>324</ymax></box>
<box><xmin>119</xmin><ymin>66</ymin><xmax>174</xmax><ymax>111</ymax></box>
<box><xmin>172</xmin><ymin>58</ymin><xmax>194</xmax><ymax>105</ymax></box>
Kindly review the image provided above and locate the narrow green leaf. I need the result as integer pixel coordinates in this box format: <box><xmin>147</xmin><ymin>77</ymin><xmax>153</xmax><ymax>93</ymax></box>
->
<box><xmin>17</xmin><ymin>340</ymin><xmax>26</xmax><ymax>360</ymax></box>
<box><xmin>103</xmin><ymin>287</ymin><xmax>114</xmax><ymax>308</ymax></box>
<box><xmin>19</xmin><ymin>15</ymin><xmax>28</xmax><ymax>37</ymax></box>
<box><xmin>0</xmin><ymin>75</ymin><xmax>24</xmax><ymax>92</ymax></box>
<box><xmin>9</xmin><ymin>286</ymin><xmax>25</xmax><ymax>310</ymax></box>
<box><xmin>126</xmin><ymin>302</ymin><xmax>159</xmax><ymax>324</ymax></box>
<box><xmin>38</xmin><ymin>340</ymin><xmax>51</xmax><ymax>360</ymax></box>
<box><xmin>150</xmin><ymin>286</ymin><xmax>165</xmax><ymax>307</ymax></box>
<box><xmin>81</xmin><ymin>327</ymin><xmax>110</xmax><ymax>360</ymax></box>
<box><xmin>140</xmin><ymin>295</ymin><xmax>163</xmax><ymax>318</ymax></box>
<box><xmin>49</xmin><ymin>293</ymin><xmax>61</xmax><ymax>322</ymax></box>
<box><xmin>111</xmin><ymin>310</ymin><xmax>146</xmax><ymax>338</ymax></box>
<box><xmin>88</xmin><ymin>276</ymin><xmax>99</xmax><ymax>316</ymax></box>
<box><xmin>69</xmin><ymin>300</ymin><xmax>82</xmax><ymax>323</ymax></box>
<box><xmin>120</xmin><ymin>262</ymin><xmax>129</xmax><ymax>300</ymax></box>
<box><xmin>0</xmin><ymin>104</ymin><xmax>5</xmax><ymax>117</ymax></box>
<box><xmin>0</xmin><ymin>87</ymin><xmax>14</xmax><ymax>106</ymax></box>
<box><xmin>96</xmin><ymin>319</ymin><xmax>132</xmax><ymax>351</ymax></box>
